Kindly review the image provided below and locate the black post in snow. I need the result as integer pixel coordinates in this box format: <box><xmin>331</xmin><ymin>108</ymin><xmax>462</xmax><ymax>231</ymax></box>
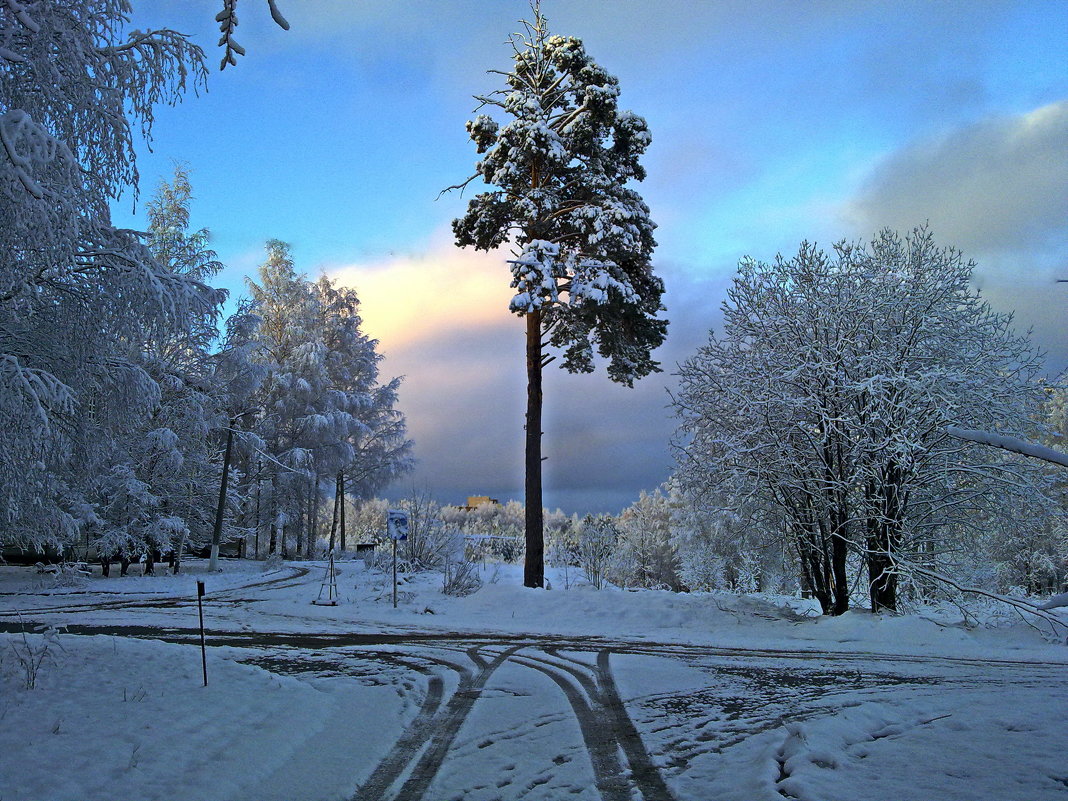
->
<box><xmin>197</xmin><ymin>580</ymin><xmax>208</xmax><ymax>687</ymax></box>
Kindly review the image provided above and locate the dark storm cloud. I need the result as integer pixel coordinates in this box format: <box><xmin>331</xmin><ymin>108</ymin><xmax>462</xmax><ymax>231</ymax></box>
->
<box><xmin>369</xmin><ymin>263</ymin><xmax>728</xmax><ymax>514</ymax></box>
<box><xmin>847</xmin><ymin>101</ymin><xmax>1068</xmax><ymax>253</ymax></box>
<box><xmin>845</xmin><ymin>101</ymin><xmax>1068</xmax><ymax>376</ymax></box>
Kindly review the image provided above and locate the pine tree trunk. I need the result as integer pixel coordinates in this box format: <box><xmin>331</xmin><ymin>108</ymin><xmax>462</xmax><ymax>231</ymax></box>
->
<box><xmin>209</xmin><ymin>424</ymin><xmax>235</xmax><ymax>572</ymax></box>
<box><xmin>524</xmin><ymin>308</ymin><xmax>545</xmax><ymax>588</ymax></box>
<box><xmin>328</xmin><ymin>471</ymin><xmax>341</xmax><ymax>552</ymax></box>
<box><xmin>339</xmin><ymin>470</ymin><xmax>347</xmax><ymax>552</ymax></box>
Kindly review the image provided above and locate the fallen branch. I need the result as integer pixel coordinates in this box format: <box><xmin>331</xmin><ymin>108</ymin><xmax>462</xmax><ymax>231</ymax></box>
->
<box><xmin>908</xmin><ymin>563</ymin><xmax>1067</xmax><ymax>638</ymax></box>
<box><xmin>946</xmin><ymin>426</ymin><xmax>1068</xmax><ymax>468</ymax></box>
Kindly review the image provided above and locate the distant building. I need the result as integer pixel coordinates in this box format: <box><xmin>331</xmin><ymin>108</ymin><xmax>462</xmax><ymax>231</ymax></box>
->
<box><xmin>460</xmin><ymin>495</ymin><xmax>500</xmax><ymax>511</ymax></box>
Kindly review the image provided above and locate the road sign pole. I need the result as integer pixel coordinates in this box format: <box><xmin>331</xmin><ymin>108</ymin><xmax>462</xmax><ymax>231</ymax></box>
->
<box><xmin>197</xmin><ymin>580</ymin><xmax>207</xmax><ymax>687</ymax></box>
<box><xmin>386</xmin><ymin>509</ymin><xmax>408</xmax><ymax>610</ymax></box>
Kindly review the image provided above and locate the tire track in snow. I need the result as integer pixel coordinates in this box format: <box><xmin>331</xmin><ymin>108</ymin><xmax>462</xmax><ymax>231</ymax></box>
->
<box><xmin>355</xmin><ymin>645</ymin><xmax>522</xmax><ymax>801</ymax></box>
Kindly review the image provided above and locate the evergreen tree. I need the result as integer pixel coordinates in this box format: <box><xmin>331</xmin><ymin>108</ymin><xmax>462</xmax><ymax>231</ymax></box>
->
<box><xmin>452</xmin><ymin>4</ymin><xmax>666</xmax><ymax>587</ymax></box>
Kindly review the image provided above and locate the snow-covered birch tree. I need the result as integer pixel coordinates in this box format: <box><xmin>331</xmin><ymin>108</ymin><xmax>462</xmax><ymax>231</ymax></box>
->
<box><xmin>451</xmin><ymin>3</ymin><xmax>666</xmax><ymax>587</ymax></box>
<box><xmin>82</xmin><ymin>166</ymin><xmax>229</xmax><ymax>570</ymax></box>
<box><xmin>614</xmin><ymin>489</ymin><xmax>680</xmax><ymax>590</ymax></box>
<box><xmin>1</xmin><ymin>1</ymin><xmax>214</xmax><ymax>549</ymax></box>
<box><xmin>673</xmin><ymin>228</ymin><xmax>1050</xmax><ymax>613</ymax></box>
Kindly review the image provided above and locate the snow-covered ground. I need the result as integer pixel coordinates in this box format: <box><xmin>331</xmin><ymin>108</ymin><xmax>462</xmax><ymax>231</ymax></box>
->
<box><xmin>2</xmin><ymin>559</ymin><xmax>1066</xmax><ymax>800</ymax></box>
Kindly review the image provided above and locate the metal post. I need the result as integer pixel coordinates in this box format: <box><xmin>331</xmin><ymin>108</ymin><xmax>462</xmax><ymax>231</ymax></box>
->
<box><xmin>392</xmin><ymin>538</ymin><xmax>398</xmax><ymax>609</ymax></box>
<box><xmin>197</xmin><ymin>580</ymin><xmax>207</xmax><ymax>687</ymax></box>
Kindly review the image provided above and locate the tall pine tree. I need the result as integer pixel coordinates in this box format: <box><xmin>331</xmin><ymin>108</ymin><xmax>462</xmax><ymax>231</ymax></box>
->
<box><xmin>452</xmin><ymin>4</ymin><xmax>666</xmax><ymax>586</ymax></box>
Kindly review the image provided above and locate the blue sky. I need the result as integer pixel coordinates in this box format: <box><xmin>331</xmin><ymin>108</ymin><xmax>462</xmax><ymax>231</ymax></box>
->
<box><xmin>114</xmin><ymin>1</ymin><xmax>1068</xmax><ymax>513</ymax></box>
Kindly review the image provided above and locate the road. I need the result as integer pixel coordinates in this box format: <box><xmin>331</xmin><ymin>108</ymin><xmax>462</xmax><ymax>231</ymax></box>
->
<box><xmin>4</xmin><ymin>568</ymin><xmax>1067</xmax><ymax>800</ymax></box>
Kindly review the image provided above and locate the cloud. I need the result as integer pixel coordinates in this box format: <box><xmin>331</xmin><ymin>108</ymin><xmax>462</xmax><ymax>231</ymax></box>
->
<box><xmin>845</xmin><ymin>101</ymin><xmax>1068</xmax><ymax>253</ymax></box>
<box><xmin>327</xmin><ymin>232</ymin><xmax>514</xmax><ymax>351</ymax></box>
<box><xmin>326</xmin><ymin>240</ymin><xmax>725</xmax><ymax>513</ymax></box>
<box><xmin>842</xmin><ymin>101</ymin><xmax>1068</xmax><ymax>376</ymax></box>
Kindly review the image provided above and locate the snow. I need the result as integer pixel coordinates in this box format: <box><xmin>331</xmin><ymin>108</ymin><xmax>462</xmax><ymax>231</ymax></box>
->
<box><xmin>947</xmin><ymin>425</ymin><xmax>1068</xmax><ymax>468</ymax></box>
<box><xmin>0</xmin><ymin>560</ymin><xmax>284</xmax><ymax>603</ymax></box>
<box><xmin>1038</xmin><ymin>591</ymin><xmax>1068</xmax><ymax>611</ymax></box>
<box><xmin>0</xmin><ymin>632</ymin><xmax>400</xmax><ymax>801</ymax></box>
<box><xmin>1</xmin><ymin>559</ymin><xmax>1066</xmax><ymax>801</ymax></box>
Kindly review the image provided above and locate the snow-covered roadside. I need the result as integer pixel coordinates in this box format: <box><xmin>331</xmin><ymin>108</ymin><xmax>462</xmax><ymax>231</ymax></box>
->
<box><xmin>0</xmin><ymin>559</ymin><xmax>282</xmax><ymax>599</ymax></box>
<box><xmin>612</xmin><ymin>649</ymin><xmax>1068</xmax><ymax>801</ymax></box>
<box><xmin>5</xmin><ymin>559</ymin><xmax>1064</xmax><ymax>664</ymax></box>
<box><xmin>0</xmin><ymin>632</ymin><xmax>405</xmax><ymax>801</ymax></box>
<box><xmin>1</xmin><ymin>561</ymin><xmax>1067</xmax><ymax>801</ymax></box>
<box><xmin>167</xmin><ymin>560</ymin><xmax>1067</xmax><ymax>665</ymax></box>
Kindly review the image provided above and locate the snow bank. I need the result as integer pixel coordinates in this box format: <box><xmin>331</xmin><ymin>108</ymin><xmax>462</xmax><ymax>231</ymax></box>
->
<box><xmin>0</xmin><ymin>632</ymin><xmax>333</xmax><ymax>801</ymax></box>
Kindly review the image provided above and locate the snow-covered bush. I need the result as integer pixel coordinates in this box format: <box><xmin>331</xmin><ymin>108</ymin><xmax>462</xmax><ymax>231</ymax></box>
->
<box><xmin>442</xmin><ymin>559</ymin><xmax>482</xmax><ymax>597</ymax></box>
<box><xmin>578</xmin><ymin>515</ymin><xmax>619</xmax><ymax>590</ymax></box>
<box><xmin>46</xmin><ymin>563</ymin><xmax>90</xmax><ymax>589</ymax></box>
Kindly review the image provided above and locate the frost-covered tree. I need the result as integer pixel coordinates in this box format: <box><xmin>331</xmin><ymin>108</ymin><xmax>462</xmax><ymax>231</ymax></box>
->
<box><xmin>1</xmin><ymin>1</ymin><xmax>214</xmax><ymax>550</ymax></box>
<box><xmin>674</xmin><ymin>229</ymin><xmax>1050</xmax><ymax>614</ymax></box>
<box><xmin>577</xmin><ymin>514</ymin><xmax>618</xmax><ymax>590</ymax></box>
<box><xmin>451</xmin><ymin>4</ymin><xmax>666</xmax><ymax>588</ymax></box>
<box><xmin>314</xmin><ymin>274</ymin><xmax>413</xmax><ymax>551</ymax></box>
<box><xmin>84</xmin><ymin>166</ymin><xmax>229</xmax><ymax>571</ymax></box>
<box><xmin>246</xmin><ymin>241</ymin><xmax>332</xmax><ymax>557</ymax></box>
<box><xmin>667</xmin><ymin>483</ymin><xmax>786</xmax><ymax>594</ymax></box>
<box><xmin>245</xmin><ymin>241</ymin><xmax>411</xmax><ymax>558</ymax></box>
<box><xmin>614</xmin><ymin>489</ymin><xmax>680</xmax><ymax>590</ymax></box>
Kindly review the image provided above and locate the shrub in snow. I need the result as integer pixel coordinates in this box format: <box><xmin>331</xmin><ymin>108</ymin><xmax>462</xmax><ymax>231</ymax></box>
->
<box><xmin>47</xmin><ymin>562</ymin><xmax>90</xmax><ymax>589</ymax></box>
<box><xmin>389</xmin><ymin>494</ymin><xmax>452</xmax><ymax>572</ymax></box>
<box><xmin>442</xmin><ymin>559</ymin><xmax>482</xmax><ymax>597</ymax></box>
<box><xmin>5</xmin><ymin>628</ymin><xmax>63</xmax><ymax>690</ymax></box>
